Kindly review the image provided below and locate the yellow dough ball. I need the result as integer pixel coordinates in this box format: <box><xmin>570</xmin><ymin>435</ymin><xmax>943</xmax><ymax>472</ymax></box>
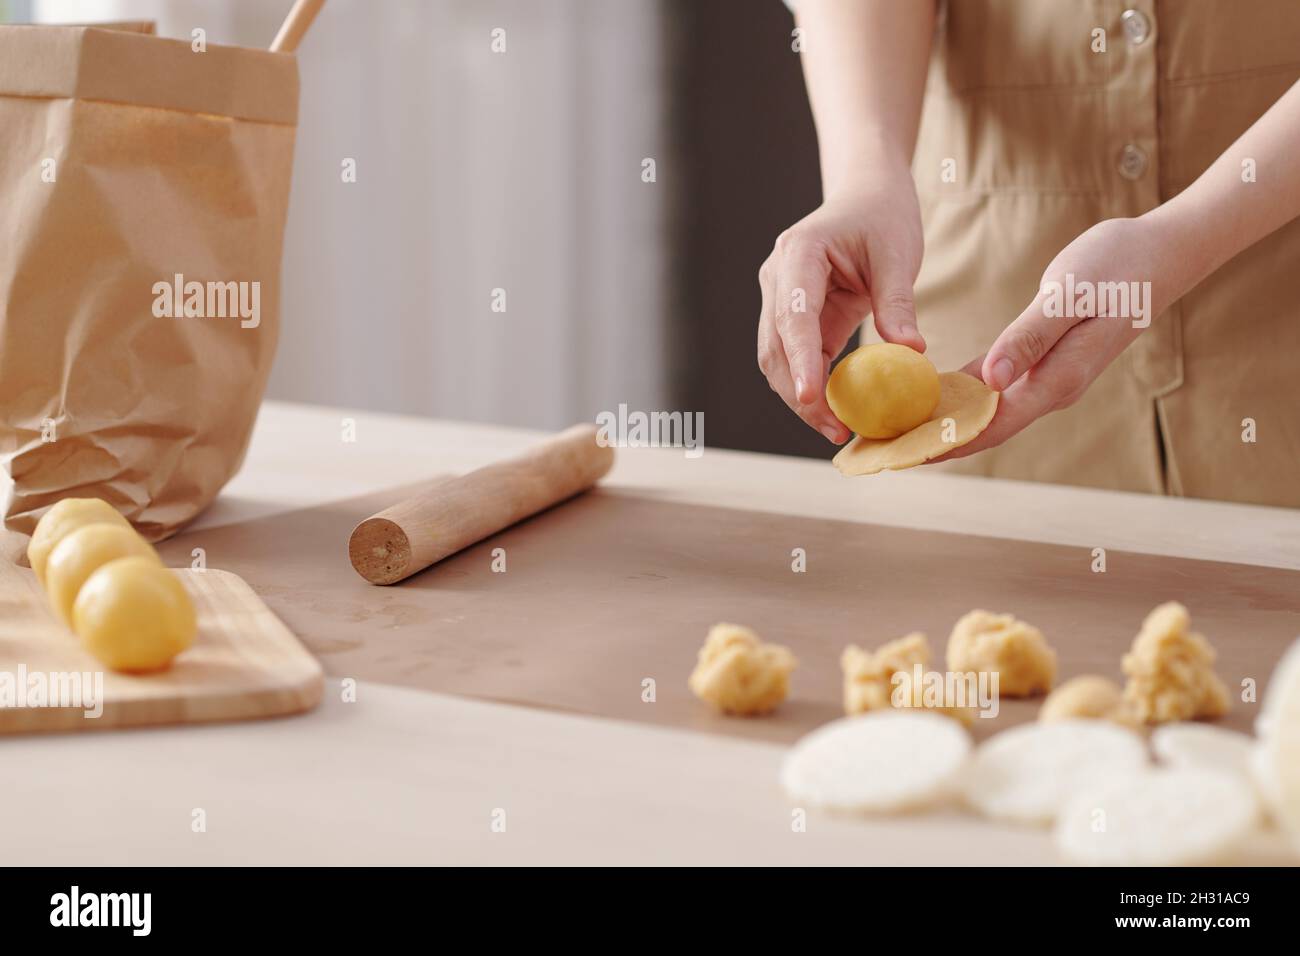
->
<box><xmin>26</xmin><ymin>498</ymin><xmax>131</xmax><ymax>587</ymax></box>
<box><xmin>73</xmin><ymin>557</ymin><xmax>196</xmax><ymax>672</ymax></box>
<box><xmin>826</xmin><ymin>343</ymin><xmax>941</xmax><ymax>439</ymax></box>
<box><xmin>45</xmin><ymin>524</ymin><xmax>161</xmax><ymax>625</ymax></box>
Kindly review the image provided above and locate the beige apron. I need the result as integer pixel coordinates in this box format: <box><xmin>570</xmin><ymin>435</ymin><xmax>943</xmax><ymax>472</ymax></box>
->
<box><xmin>906</xmin><ymin>0</ymin><xmax>1300</xmax><ymax>507</ymax></box>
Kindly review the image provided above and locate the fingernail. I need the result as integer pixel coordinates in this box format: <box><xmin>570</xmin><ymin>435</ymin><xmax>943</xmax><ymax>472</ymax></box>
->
<box><xmin>794</xmin><ymin>376</ymin><xmax>810</xmax><ymax>402</ymax></box>
<box><xmin>820</xmin><ymin>426</ymin><xmax>844</xmax><ymax>444</ymax></box>
<box><xmin>990</xmin><ymin>358</ymin><xmax>1014</xmax><ymax>390</ymax></box>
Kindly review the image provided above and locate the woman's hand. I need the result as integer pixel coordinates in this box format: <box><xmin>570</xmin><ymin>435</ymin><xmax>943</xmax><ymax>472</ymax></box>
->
<box><xmin>938</xmin><ymin>215</ymin><xmax>1195</xmax><ymax>461</ymax></box>
<box><xmin>757</xmin><ymin>161</ymin><xmax>926</xmax><ymax>444</ymax></box>
<box><xmin>945</xmin><ymin>73</ymin><xmax>1300</xmax><ymax>460</ymax></box>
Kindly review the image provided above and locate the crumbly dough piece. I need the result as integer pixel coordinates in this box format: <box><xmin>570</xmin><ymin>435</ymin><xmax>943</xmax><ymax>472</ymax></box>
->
<box><xmin>1039</xmin><ymin>675</ymin><xmax>1137</xmax><ymax>727</ymax></box>
<box><xmin>832</xmin><ymin>372</ymin><xmax>998</xmax><ymax>476</ymax></box>
<box><xmin>688</xmin><ymin>622</ymin><xmax>796</xmax><ymax>715</ymax></box>
<box><xmin>1120</xmin><ymin>602</ymin><xmax>1229</xmax><ymax>723</ymax></box>
<box><xmin>892</xmin><ymin>670</ymin><xmax>978</xmax><ymax>725</ymax></box>
<box><xmin>842</xmin><ymin>633</ymin><xmax>973</xmax><ymax>723</ymax></box>
<box><xmin>842</xmin><ymin>632</ymin><xmax>930</xmax><ymax>714</ymax></box>
<box><xmin>946</xmin><ymin>610</ymin><xmax>1057</xmax><ymax>697</ymax></box>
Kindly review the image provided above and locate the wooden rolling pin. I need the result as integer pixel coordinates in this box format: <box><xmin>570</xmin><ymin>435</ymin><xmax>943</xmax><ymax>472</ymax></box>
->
<box><xmin>348</xmin><ymin>424</ymin><xmax>615</xmax><ymax>585</ymax></box>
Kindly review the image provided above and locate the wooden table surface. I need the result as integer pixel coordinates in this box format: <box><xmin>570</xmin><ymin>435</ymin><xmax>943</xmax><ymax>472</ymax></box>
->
<box><xmin>3</xmin><ymin>400</ymin><xmax>1297</xmax><ymax>865</ymax></box>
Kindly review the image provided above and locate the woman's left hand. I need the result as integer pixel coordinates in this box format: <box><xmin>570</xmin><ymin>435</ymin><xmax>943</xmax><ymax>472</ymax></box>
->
<box><xmin>936</xmin><ymin>215</ymin><xmax>1192</xmax><ymax>461</ymax></box>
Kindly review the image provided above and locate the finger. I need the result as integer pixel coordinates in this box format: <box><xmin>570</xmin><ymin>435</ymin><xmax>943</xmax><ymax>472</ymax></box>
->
<box><xmin>756</xmin><ymin>261</ymin><xmax>786</xmax><ymax>391</ymax></box>
<box><xmin>935</xmin><ymin>310</ymin><xmax>1120</xmax><ymax>465</ymax></box>
<box><xmin>867</xmin><ymin>249</ymin><xmax>925</xmax><ymax>352</ymax></box>
<box><xmin>764</xmin><ymin>321</ymin><xmax>849</xmax><ymax>443</ymax></box>
<box><xmin>957</xmin><ymin>352</ymin><xmax>987</xmax><ymax>381</ymax></box>
<box><xmin>808</xmin><ymin>399</ymin><xmax>850</xmax><ymax>444</ymax></box>
<box><xmin>772</xmin><ymin>233</ymin><xmax>832</xmax><ymax>406</ymax></box>
<box><xmin>820</xmin><ymin>290</ymin><xmax>870</xmax><ymax>362</ymax></box>
<box><xmin>759</xmin><ymin>267</ymin><xmax>848</xmax><ymax>444</ymax></box>
<box><xmin>934</xmin><ymin>334</ymin><xmax>1090</xmax><ymax>463</ymax></box>
<box><xmin>981</xmin><ymin>288</ymin><xmax>1076</xmax><ymax>391</ymax></box>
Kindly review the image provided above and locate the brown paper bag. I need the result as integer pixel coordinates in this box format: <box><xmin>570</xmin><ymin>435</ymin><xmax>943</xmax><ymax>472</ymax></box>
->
<box><xmin>0</xmin><ymin>23</ymin><xmax>298</xmax><ymax>543</ymax></box>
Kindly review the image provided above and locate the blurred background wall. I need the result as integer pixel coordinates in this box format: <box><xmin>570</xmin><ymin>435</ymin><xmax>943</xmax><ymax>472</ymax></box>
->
<box><xmin>21</xmin><ymin>0</ymin><xmax>827</xmax><ymax>458</ymax></box>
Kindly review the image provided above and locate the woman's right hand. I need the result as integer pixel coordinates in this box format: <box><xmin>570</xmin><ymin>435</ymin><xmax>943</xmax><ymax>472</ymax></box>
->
<box><xmin>756</xmin><ymin>164</ymin><xmax>926</xmax><ymax>444</ymax></box>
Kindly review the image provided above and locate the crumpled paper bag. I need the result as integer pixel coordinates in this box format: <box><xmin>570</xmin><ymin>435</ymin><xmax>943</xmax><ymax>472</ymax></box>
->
<box><xmin>0</xmin><ymin>22</ymin><xmax>298</xmax><ymax>544</ymax></box>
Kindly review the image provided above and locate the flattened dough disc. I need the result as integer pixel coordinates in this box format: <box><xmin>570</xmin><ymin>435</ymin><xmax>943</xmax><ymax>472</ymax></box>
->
<box><xmin>833</xmin><ymin>372</ymin><xmax>998</xmax><ymax>477</ymax></box>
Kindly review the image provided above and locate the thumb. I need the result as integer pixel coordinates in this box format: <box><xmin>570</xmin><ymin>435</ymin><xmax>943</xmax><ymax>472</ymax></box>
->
<box><xmin>958</xmin><ymin>352</ymin><xmax>987</xmax><ymax>380</ymax></box>
<box><xmin>981</xmin><ymin>289</ymin><xmax>1073</xmax><ymax>391</ymax></box>
<box><xmin>869</xmin><ymin>255</ymin><xmax>925</xmax><ymax>352</ymax></box>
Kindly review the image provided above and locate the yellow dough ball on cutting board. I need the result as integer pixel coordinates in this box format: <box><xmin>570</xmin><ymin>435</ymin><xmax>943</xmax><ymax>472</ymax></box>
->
<box><xmin>44</xmin><ymin>523</ymin><xmax>161</xmax><ymax>625</ymax></box>
<box><xmin>826</xmin><ymin>343</ymin><xmax>941</xmax><ymax>439</ymax></box>
<box><xmin>73</xmin><ymin>557</ymin><xmax>196</xmax><ymax>672</ymax></box>
<box><xmin>26</xmin><ymin>497</ymin><xmax>132</xmax><ymax>586</ymax></box>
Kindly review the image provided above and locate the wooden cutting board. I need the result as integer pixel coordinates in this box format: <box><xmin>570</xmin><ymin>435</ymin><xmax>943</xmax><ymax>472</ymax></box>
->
<box><xmin>154</xmin><ymin>485</ymin><xmax>1299</xmax><ymax>745</ymax></box>
<box><xmin>0</xmin><ymin>557</ymin><xmax>323</xmax><ymax>734</ymax></box>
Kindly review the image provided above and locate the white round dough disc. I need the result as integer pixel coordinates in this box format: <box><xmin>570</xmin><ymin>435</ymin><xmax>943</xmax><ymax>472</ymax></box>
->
<box><xmin>1249</xmin><ymin>743</ymin><xmax>1283</xmax><ymax>822</ymax></box>
<box><xmin>963</xmin><ymin>720</ymin><xmax>1149</xmax><ymax>826</ymax></box>
<box><xmin>781</xmin><ymin>711</ymin><xmax>971</xmax><ymax>812</ymax></box>
<box><xmin>1056</xmin><ymin>768</ymin><xmax>1259</xmax><ymax>866</ymax></box>
<box><xmin>1260</xmin><ymin>638</ymin><xmax>1300</xmax><ymax>844</ymax></box>
<box><xmin>1151</xmin><ymin>723</ymin><xmax>1253</xmax><ymax>777</ymax></box>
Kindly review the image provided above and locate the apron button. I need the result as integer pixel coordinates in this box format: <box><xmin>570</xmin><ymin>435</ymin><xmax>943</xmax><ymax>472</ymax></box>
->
<box><xmin>1121</xmin><ymin>9</ymin><xmax>1151</xmax><ymax>45</ymax></box>
<box><xmin>1118</xmin><ymin>143</ymin><xmax>1148</xmax><ymax>180</ymax></box>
